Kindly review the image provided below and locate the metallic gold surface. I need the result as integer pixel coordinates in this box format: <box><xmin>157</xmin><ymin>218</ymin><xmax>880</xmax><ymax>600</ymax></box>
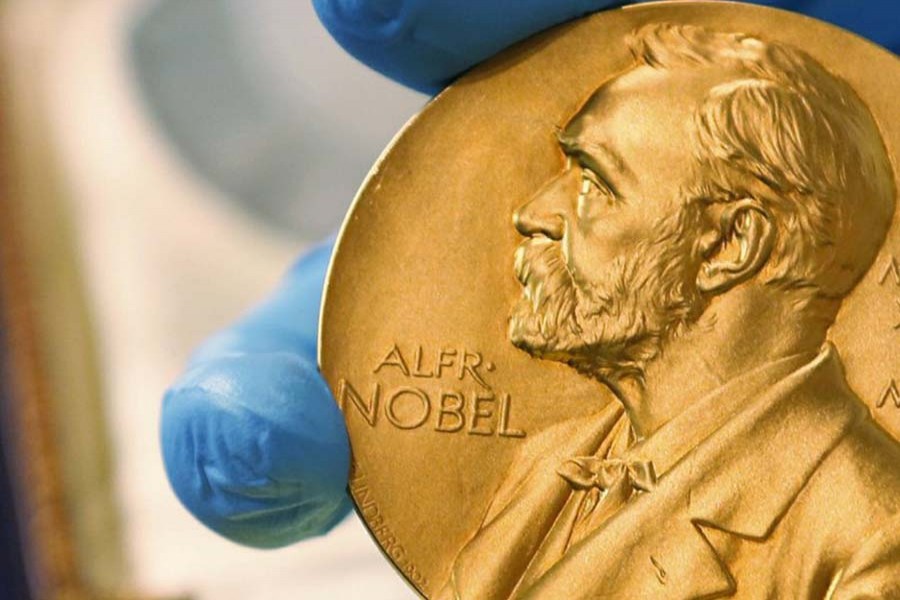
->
<box><xmin>320</xmin><ymin>2</ymin><xmax>900</xmax><ymax>597</ymax></box>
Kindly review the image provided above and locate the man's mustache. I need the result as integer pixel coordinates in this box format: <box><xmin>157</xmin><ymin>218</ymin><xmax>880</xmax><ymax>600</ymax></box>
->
<box><xmin>510</xmin><ymin>237</ymin><xmax>587</xmax><ymax>345</ymax></box>
<box><xmin>514</xmin><ymin>237</ymin><xmax>572</xmax><ymax>310</ymax></box>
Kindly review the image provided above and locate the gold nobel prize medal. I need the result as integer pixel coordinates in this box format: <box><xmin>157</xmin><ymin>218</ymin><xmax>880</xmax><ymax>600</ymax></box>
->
<box><xmin>319</xmin><ymin>2</ymin><xmax>900</xmax><ymax>597</ymax></box>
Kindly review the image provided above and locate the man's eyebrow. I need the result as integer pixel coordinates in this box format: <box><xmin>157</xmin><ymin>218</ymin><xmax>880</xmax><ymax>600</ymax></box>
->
<box><xmin>555</xmin><ymin>130</ymin><xmax>633</xmax><ymax>185</ymax></box>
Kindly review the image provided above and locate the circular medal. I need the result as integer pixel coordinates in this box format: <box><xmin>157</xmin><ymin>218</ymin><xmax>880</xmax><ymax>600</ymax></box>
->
<box><xmin>320</xmin><ymin>2</ymin><xmax>900</xmax><ymax>597</ymax></box>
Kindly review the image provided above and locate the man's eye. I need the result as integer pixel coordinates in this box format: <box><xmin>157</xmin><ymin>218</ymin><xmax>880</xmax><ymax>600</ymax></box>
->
<box><xmin>579</xmin><ymin>168</ymin><xmax>615</xmax><ymax>203</ymax></box>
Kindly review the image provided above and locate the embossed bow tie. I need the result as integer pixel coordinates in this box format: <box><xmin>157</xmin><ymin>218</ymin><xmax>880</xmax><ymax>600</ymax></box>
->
<box><xmin>557</xmin><ymin>456</ymin><xmax>658</xmax><ymax>493</ymax></box>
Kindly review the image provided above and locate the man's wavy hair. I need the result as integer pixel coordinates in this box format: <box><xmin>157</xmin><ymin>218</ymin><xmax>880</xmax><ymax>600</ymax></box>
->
<box><xmin>629</xmin><ymin>24</ymin><xmax>896</xmax><ymax>301</ymax></box>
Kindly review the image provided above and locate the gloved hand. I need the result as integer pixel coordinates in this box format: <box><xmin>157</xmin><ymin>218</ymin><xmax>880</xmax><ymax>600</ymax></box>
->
<box><xmin>160</xmin><ymin>0</ymin><xmax>900</xmax><ymax>549</ymax></box>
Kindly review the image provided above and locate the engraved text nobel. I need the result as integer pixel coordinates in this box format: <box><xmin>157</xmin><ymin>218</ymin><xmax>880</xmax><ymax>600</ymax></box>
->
<box><xmin>338</xmin><ymin>343</ymin><xmax>526</xmax><ymax>438</ymax></box>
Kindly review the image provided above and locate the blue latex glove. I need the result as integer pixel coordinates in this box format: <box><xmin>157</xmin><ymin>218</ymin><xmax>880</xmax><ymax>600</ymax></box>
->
<box><xmin>161</xmin><ymin>0</ymin><xmax>900</xmax><ymax>549</ymax></box>
<box><xmin>315</xmin><ymin>0</ymin><xmax>900</xmax><ymax>94</ymax></box>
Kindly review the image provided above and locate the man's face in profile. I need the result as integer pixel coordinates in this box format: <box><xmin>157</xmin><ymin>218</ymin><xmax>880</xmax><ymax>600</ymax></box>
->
<box><xmin>509</xmin><ymin>65</ymin><xmax>731</xmax><ymax>374</ymax></box>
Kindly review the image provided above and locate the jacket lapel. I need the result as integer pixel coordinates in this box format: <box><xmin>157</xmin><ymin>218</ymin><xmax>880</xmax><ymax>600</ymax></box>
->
<box><xmin>518</xmin><ymin>468</ymin><xmax>736</xmax><ymax>599</ymax></box>
<box><xmin>448</xmin><ymin>404</ymin><xmax>625</xmax><ymax>600</ymax></box>
<box><xmin>685</xmin><ymin>345</ymin><xmax>864</xmax><ymax>542</ymax></box>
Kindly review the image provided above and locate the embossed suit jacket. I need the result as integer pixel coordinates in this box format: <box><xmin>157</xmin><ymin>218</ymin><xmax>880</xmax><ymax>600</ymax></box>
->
<box><xmin>437</xmin><ymin>346</ymin><xmax>900</xmax><ymax>599</ymax></box>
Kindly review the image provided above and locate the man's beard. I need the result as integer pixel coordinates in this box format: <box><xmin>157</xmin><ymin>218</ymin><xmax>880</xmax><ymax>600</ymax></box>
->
<box><xmin>508</xmin><ymin>204</ymin><xmax>707</xmax><ymax>383</ymax></box>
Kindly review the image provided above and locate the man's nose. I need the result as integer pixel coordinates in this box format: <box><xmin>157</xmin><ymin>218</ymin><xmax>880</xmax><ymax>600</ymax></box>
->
<box><xmin>512</xmin><ymin>170</ymin><xmax>571</xmax><ymax>240</ymax></box>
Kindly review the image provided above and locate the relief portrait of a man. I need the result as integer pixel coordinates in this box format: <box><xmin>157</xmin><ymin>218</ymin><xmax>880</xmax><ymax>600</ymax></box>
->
<box><xmin>438</xmin><ymin>24</ymin><xmax>900</xmax><ymax>599</ymax></box>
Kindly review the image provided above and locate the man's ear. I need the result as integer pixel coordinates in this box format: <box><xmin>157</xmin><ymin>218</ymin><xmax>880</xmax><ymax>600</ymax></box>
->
<box><xmin>697</xmin><ymin>199</ymin><xmax>775</xmax><ymax>295</ymax></box>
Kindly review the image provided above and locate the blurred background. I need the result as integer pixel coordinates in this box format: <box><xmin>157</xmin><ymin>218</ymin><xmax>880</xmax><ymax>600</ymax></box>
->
<box><xmin>0</xmin><ymin>0</ymin><xmax>423</xmax><ymax>598</ymax></box>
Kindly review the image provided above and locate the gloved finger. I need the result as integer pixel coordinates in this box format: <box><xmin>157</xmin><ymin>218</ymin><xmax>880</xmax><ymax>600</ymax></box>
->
<box><xmin>313</xmin><ymin>0</ymin><xmax>900</xmax><ymax>96</ymax></box>
<box><xmin>312</xmin><ymin>0</ymin><xmax>627</xmax><ymax>94</ymax></box>
<box><xmin>749</xmin><ymin>0</ymin><xmax>900</xmax><ymax>54</ymax></box>
<box><xmin>161</xmin><ymin>239</ymin><xmax>352</xmax><ymax>548</ymax></box>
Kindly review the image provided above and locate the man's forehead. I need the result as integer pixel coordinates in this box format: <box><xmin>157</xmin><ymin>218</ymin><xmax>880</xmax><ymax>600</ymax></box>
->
<box><xmin>561</xmin><ymin>65</ymin><xmax>730</xmax><ymax>148</ymax></box>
